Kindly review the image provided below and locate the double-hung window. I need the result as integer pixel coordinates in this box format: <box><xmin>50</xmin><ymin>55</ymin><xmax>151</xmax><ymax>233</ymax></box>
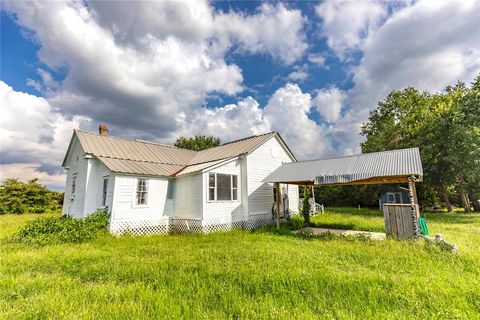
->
<box><xmin>136</xmin><ymin>178</ymin><xmax>148</xmax><ymax>205</ymax></box>
<box><xmin>208</xmin><ymin>173</ymin><xmax>238</xmax><ymax>201</ymax></box>
<box><xmin>102</xmin><ymin>177</ymin><xmax>109</xmax><ymax>206</ymax></box>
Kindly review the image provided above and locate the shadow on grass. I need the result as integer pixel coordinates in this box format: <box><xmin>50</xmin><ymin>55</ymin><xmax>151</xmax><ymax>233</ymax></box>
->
<box><xmin>325</xmin><ymin>207</ymin><xmax>384</xmax><ymax>217</ymax></box>
<box><xmin>424</xmin><ymin>213</ymin><xmax>480</xmax><ymax>225</ymax></box>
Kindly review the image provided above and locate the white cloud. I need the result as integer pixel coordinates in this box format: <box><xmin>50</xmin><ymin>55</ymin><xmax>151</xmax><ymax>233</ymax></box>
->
<box><xmin>315</xmin><ymin>0</ymin><xmax>387</xmax><ymax>60</ymax></box>
<box><xmin>0</xmin><ymin>163</ymin><xmax>66</xmax><ymax>189</ymax></box>
<box><xmin>89</xmin><ymin>1</ymin><xmax>215</xmax><ymax>46</ymax></box>
<box><xmin>174</xmin><ymin>83</ymin><xmax>332</xmax><ymax>160</ymax></box>
<box><xmin>313</xmin><ymin>87</ymin><xmax>345</xmax><ymax>122</ymax></box>
<box><xmin>350</xmin><ymin>0</ymin><xmax>480</xmax><ymax>112</ymax></box>
<box><xmin>264</xmin><ymin>84</ymin><xmax>331</xmax><ymax>159</ymax></box>
<box><xmin>315</xmin><ymin>0</ymin><xmax>480</xmax><ymax>154</ymax></box>
<box><xmin>0</xmin><ymin>81</ymin><xmax>88</xmax><ymax>188</ymax></box>
<box><xmin>214</xmin><ymin>3</ymin><xmax>308</xmax><ymax>64</ymax></box>
<box><xmin>174</xmin><ymin>97</ymin><xmax>270</xmax><ymax>141</ymax></box>
<box><xmin>307</xmin><ymin>53</ymin><xmax>327</xmax><ymax>68</ymax></box>
<box><xmin>3</xmin><ymin>1</ymin><xmax>307</xmax><ymax>141</ymax></box>
<box><xmin>287</xmin><ymin>65</ymin><xmax>308</xmax><ymax>81</ymax></box>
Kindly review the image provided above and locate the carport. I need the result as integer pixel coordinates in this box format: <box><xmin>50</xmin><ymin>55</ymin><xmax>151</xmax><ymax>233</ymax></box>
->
<box><xmin>265</xmin><ymin>147</ymin><xmax>424</xmax><ymax>238</ymax></box>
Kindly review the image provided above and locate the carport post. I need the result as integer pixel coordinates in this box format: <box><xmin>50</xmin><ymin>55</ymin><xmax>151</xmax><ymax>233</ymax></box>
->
<box><xmin>408</xmin><ymin>176</ymin><xmax>420</xmax><ymax>237</ymax></box>
<box><xmin>275</xmin><ymin>182</ymin><xmax>280</xmax><ymax>229</ymax></box>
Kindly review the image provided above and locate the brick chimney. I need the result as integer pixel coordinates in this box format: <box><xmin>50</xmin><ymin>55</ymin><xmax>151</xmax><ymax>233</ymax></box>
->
<box><xmin>99</xmin><ymin>124</ymin><xmax>109</xmax><ymax>136</ymax></box>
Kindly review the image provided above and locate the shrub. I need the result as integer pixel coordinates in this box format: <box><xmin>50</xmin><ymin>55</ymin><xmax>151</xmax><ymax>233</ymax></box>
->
<box><xmin>301</xmin><ymin>188</ymin><xmax>311</xmax><ymax>226</ymax></box>
<box><xmin>284</xmin><ymin>215</ymin><xmax>305</xmax><ymax>230</ymax></box>
<box><xmin>10</xmin><ymin>209</ymin><xmax>110</xmax><ymax>245</ymax></box>
<box><xmin>296</xmin><ymin>228</ymin><xmax>314</xmax><ymax>239</ymax></box>
<box><xmin>0</xmin><ymin>178</ymin><xmax>63</xmax><ymax>214</ymax></box>
<box><xmin>84</xmin><ymin>209</ymin><xmax>110</xmax><ymax>229</ymax></box>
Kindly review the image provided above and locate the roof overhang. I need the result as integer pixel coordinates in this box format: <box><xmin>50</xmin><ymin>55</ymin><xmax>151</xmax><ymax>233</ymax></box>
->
<box><xmin>265</xmin><ymin>147</ymin><xmax>423</xmax><ymax>186</ymax></box>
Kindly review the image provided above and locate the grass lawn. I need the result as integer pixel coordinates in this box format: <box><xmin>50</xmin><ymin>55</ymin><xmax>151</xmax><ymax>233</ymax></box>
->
<box><xmin>1</xmin><ymin>208</ymin><xmax>479</xmax><ymax>319</ymax></box>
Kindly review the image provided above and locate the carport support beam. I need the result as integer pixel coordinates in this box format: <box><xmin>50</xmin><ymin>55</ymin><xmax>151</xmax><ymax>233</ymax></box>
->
<box><xmin>275</xmin><ymin>182</ymin><xmax>280</xmax><ymax>229</ymax></box>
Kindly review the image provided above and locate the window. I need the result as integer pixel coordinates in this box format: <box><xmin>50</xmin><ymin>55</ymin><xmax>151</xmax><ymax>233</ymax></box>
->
<box><xmin>232</xmin><ymin>175</ymin><xmax>238</xmax><ymax>201</ymax></box>
<box><xmin>387</xmin><ymin>192</ymin><xmax>403</xmax><ymax>204</ymax></box>
<box><xmin>167</xmin><ymin>180</ymin><xmax>174</xmax><ymax>200</ymax></box>
<box><xmin>71</xmin><ymin>174</ymin><xmax>77</xmax><ymax>194</ymax></box>
<box><xmin>208</xmin><ymin>173</ymin><xmax>238</xmax><ymax>201</ymax></box>
<box><xmin>136</xmin><ymin>178</ymin><xmax>148</xmax><ymax>205</ymax></box>
<box><xmin>102</xmin><ymin>177</ymin><xmax>108</xmax><ymax>206</ymax></box>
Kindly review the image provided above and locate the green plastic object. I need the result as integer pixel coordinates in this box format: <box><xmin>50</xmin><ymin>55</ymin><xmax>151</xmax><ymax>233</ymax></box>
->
<box><xmin>419</xmin><ymin>217</ymin><xmax>429</xmax><ymax>236</ymax></box>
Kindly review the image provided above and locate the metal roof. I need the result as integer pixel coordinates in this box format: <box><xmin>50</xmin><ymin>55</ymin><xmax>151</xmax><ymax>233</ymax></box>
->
<box><xmin>189</xmin><ymin>132</ymin><xmax>277</xmax><ymax>164</ymax></box>
<box><xmin>175</xmin><ymin>159</ymin><xmax>231</xmax><ymax>176</ymax></box>
<box><xmin>265</xmin><ymin>147</ymin><xmax>423</xmax><ymax>185</ymax></box>
<box><xmin>66</xmin><ymin>130</ymin><xmax>289</xmax><ymax>177</ymax></box>
<box><xmin>75</xmin><ymin>130</ymin><xmax>196</xmax><ymax>166</ymax></box>
<box><xmin>97</xmin><ymin>157</ymin><xmax>184</xmax><ymax>176</ymax></box>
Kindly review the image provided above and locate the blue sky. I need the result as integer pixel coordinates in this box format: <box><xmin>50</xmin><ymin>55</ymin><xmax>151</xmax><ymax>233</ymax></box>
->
<box><xmin>1</xmin><ymin>0</ymin><xmax>479</xmax><ymax>189</ymax></box>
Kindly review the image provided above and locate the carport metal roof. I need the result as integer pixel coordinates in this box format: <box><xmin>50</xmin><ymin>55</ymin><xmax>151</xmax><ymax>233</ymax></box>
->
<box><xmin>265</xmin><ymin>147</ymin><xmax>423</xmax><ymax>186</ymax></box>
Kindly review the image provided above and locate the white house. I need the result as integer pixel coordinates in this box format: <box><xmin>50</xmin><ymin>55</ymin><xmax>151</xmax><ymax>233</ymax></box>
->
<box><xmin>62</xmin><ymin>125</ymin><xmax>299</xmax><ymax>235</ymax></box>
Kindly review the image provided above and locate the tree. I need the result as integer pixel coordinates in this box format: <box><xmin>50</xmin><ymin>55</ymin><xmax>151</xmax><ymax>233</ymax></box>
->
<box><xmin>361</xmin><ymin>75</ymin><xmax>480</xmax><ymax>213</ymax></box>
<box><xmin>0</xmin><ymin>178</ymin><xmax>63</xmax><ymax>214</ymax></box>
<box><xmin>174</xmin><ymin>135</ymin><xmax>220</xmax><ymax>151</ymax></box>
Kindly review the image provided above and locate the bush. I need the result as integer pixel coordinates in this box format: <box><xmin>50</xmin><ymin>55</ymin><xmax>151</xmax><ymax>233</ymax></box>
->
<box><xmin>301</xmin><ymin>188</ymin><xmax>311</xmax><ymax>226</ymax></box>
<box><xmin>10</xmin><ymin>209</ymin><xmax>110</xmax><ymax>245</ymax></box>
<box><xmin>284</xmin><ymin>215</ymin><xmax>305</xmax><ymax>230</ymax></box>
<box><xmin>0</xmin><ymin>178</ymin><xmax>63</xmax><ymax>214</ymax></box>
<box><xmin>84</xmin><ymin>209</ymin><xmax>110</xmax><ymax>229</ymax></box>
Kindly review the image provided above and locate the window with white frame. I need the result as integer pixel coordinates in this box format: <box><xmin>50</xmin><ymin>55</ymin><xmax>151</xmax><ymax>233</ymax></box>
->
<box><xmin>102</xmin><ymin>177</ymin><xmax>109</xmax><ymax>206</ymax></box>
<box><xmin>136</xmin><ymin>178</ymin><xmax>148</xmax><ymax>205</ymax></box>
<box><xmin>71</xmin><ymin>174</ymin><xmax>77</xmax><ymax>195</ymax></box>
<box><xmin>208</xmin><ymin>173</ymin><xmax>238</xmax><ymax>201</ymax></box>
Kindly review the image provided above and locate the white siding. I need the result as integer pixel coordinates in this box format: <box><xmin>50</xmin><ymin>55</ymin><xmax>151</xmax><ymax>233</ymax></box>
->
<box><xmin>173</xmin><ymin>174</ymin><xmax>203</xmax><ymax>219</ymax></box>
<box><xmin>83</xmin><ymin>158</ymin><xmax>113</xmax><ymax>216</ymax></box>
<box><xmin>246</xmin><ymin>137</ymin><xmax>299</xmax><ymax>216</ymax></box>
<box><xmin>203</xmin><ymin>158</ymin><xmax>243</xmax><ymax>218</ymax></box>
<box><xmin>62</xmin><ymin>138</ymin><xmax>88</xmax><ymax>218</ymax></box>
<box><xmin>110</xmin><ymin>175</ymin><xmax>170</xmax><ymax>222</ymax></box>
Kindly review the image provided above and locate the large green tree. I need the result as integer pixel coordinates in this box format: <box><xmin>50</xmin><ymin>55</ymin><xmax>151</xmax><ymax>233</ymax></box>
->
<box><xmin>361</xmin><ymin>76</ymin><xmax>480</xmax><ymax>212</ymax></box>
<box><xmin>174</xmin><ymin>135</ymin><xmax>220</xmax><ymax>151</ymax></box>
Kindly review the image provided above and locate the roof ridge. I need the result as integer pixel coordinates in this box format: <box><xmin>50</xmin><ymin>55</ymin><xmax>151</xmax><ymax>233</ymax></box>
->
<box><xmin>219</xmin><ymin>131</ymin><xmax>276</xmax><ymax>147</ymax></box>
<box><xmin>283</xmin><ymin>147</ymin><xmax>419</xmax><ymax>165</ymax></box>
<box><xmin>75</xmin><ymin>129</ymin><xmax>196</xmax><ymax>152</ymax></box>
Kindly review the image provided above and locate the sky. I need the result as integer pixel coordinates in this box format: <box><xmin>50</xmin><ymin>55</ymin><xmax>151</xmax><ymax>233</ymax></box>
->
<box><xmin>0</xmin><ymin>0</ymin><xmax>479</xmax><ymax>190</ymax></box>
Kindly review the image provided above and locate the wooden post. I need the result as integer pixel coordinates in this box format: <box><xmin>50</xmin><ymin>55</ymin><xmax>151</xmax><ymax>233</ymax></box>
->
<box><xmin>275</xmin><ymin>183</ymin><xmax>280</xmax><ymax>229</ymax></box>
<box><xmin>408</xmin><ymin>176</ymin><xmax>420</xmax><ymax>237</ymax></box>
<box><xmin>311</xmin><ymin>185</ymin><xmax>315</xmax><ymax>215</ymax></box>
<box><xmin>411</xmin><ymin>179</ymin><xmax>419</xmax><ymax>219</ymax></box>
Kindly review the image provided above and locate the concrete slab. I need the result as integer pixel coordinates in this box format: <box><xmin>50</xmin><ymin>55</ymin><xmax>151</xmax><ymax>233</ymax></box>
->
<box><xmin>307</xmin><ymin>228</ymin><xmax>386</xmax><ymax>240</ymax></box>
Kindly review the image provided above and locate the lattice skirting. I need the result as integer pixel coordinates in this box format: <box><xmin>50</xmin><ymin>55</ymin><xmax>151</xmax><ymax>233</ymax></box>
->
<box><xmin>109</xmin><ymin>213</ymin><xmax>292</xmax><ymax>236</ymax></box>
<box><xmin>109</xmin><ymin>219</ymin><xmax>170</xmax><ymax>236</ymax></box>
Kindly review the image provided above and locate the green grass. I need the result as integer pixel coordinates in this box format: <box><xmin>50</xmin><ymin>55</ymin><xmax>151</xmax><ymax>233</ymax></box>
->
<box><xmin>1</xmin><ymin>209</ymin><xmax>479</xmax><ymax>319</ymax></box>
<box><xmin>0</xmin><ymin>211</ymin><xmax>59</xmax><ymax>239</ymax></box>
<box><xmin>309</xmin><ymin>207</ymin><xmax>385</xmax><ymax>232</ymax></box>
